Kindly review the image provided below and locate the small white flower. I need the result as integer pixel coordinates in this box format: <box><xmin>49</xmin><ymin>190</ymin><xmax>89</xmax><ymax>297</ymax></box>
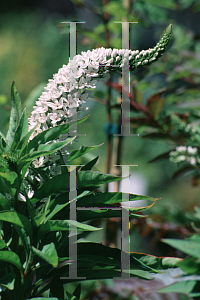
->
<box><xmin>177</xmin><ymin>155</ymin><xmax>186</xmax><ymax>162</ymax></box>
<box><xmin>32</xmin><ymin>156</ymin><xmax>46</xmax><ymax>168</ymax></box>
<box><xmin>176</xmin><ymin>146</ymin><xmax>187</xmax><ymax>153</ymax></box>
<box><xmin>190</xmin><ymin>157</ymin><xmax>196</xmax><ymax>165</ymax></box>
<box><xmin>187</xmin><ymin>146</ymin><xmax>197</xmax><ymax>155</ymax></box>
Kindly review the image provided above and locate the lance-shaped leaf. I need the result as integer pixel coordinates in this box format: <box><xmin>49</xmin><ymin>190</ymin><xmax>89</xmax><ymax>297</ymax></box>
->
<box><xmin>37</xmin><ymin>219</ymin><xmax>102</xmax><ymax>240</ymax></box>
<box><xmin>67</xmin><ymin>144</ymin><xmax>103</xmax><ymax>161</ymax></box>
<box><xmin>158</xmin><ymin>280</ymin><xmax>197</xmax><ymax>294</ymax></box>
<box><xmin>162</xmin><ymin>238</ymin><xmax>200</xmax><ymax>259</ymax></box>
<box><xmin>0</xmin><ymin>211</ymin><xmax>32</xmax><ymax>239</ymax></box>
<box><xmin>19</xmin><ymin>137</ymin><xmax>75</xmax><ymax>163</ymax></box>
<box><xmin>80</xmin><ymin>156</ymin><xmax>99</xmax><ymax>171</ymax></box>
<box><xmin>33</xmin><ymin>171</ymin><xmax>124</xmax><ymax>200</ymax></box>
<box><xmin>32</xmin><ymin>243</ymin><xmax>58</xmax><ymax>268</ymax></box>
<box><xmin>11</xmin><ymin>107</ymin><xmax>28</xmax><ymax>151</ymax></box>
<box><xmin>6</xmin><ymin>82</ymin><xmax>22</xmax><ymax>148</ymax></box>
<box><xmin>26</xmin><ymin>116</ymin><xmax>89</xmax><ymax>153</ymax></box>
<box><xmin>76</xmin><ymin>192</ymin><xmax>156</xmax><ymax>206</ymax></box>
<box><xmin>77</xmin><ymin>171</ymin><xmax>124</xmax><ymax>188</ymax></box>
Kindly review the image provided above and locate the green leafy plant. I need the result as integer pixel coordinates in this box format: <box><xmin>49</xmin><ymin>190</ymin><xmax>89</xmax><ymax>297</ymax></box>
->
<box><xmin>0</xmin><ymin>24</ymin><xmax>180</xmax><ymax>300</ymax></box>
<box><xmin>0</xmin><ymin>81</ymin><xmax>178</xmax><ymax>300</ymax></box>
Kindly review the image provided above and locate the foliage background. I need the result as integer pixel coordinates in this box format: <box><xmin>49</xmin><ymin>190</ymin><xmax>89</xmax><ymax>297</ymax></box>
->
<box><xmin>1</xmin><ymin>0</ymin><xmax>200</xmax><ymax>298</ymax></box>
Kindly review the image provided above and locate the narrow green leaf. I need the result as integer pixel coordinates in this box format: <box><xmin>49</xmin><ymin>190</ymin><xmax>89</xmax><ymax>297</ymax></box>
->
<box><xmin>77</xmin><ymin>192</ymin><xmax>155</xmax><ymax>206</ymax></box>
<box><xmin>20</xmin><ymin>137</ymin><xmax>75</xmax><ymax>163</ymax></box>
<box><xmin>32</xmin><ymin>242</ymin><xmax>58</xmax><ymax>267</ymax></box>
<box><xmin>26</xmin><ymin>116</ymin><xmax>88</xmax><ymax>153</ymax></box>
<box><xmin>34</xmin><ymin>211</ymin><xmax>50</xmax><ymax>227</ymax></box>
<box><xmin>0</xmin><ymin>211</ymin><xmax>32</xmax><ymax>239</ymax></box>
<box><xmin>0</xmin><ymin>251</ymin><xmax>24</xmax><ymax>279</ymax></box>
<box><xmin>37</xmin><ymin>220</ymin><xmax>101</xmax><ymax>239</ymax></box>
<box><xmin>6</xmin><ymin>82</ymin><xmax>22</xmax><ymax>147</ymax></box>
<box><xmin>77</xmin><ymin>171</ymin><xmax>124</xmax><ymax>188</ymax></box>
<box><xmin>80</xmin><ymin>156</ymin><xmax>99</xmax><ymax>171</ymax></box>
<box><xmin>67</xmin><ymin>144</ymin><xmax>103</xmax><ymax>161</ymax></box>
<box><xmin>11</xmin><ymin>107</ymin><xmax>28</xmax><ymax>151</ymax></box>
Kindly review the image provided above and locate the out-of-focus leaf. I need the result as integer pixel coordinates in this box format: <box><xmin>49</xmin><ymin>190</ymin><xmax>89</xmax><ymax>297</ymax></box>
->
<box><xmin>162</xmin><ymin>238</ymin><xmax>200</xmax><ymax>258</ymax></box>
<box><xmin>158</xmin><ymin>280</ymin><xmax>196</xmax><ymax>293</ymax></box>
<box><xmin>146</xmin><ymin>91</ymin><xmax>165</xmax><ymax>118</ymax></box>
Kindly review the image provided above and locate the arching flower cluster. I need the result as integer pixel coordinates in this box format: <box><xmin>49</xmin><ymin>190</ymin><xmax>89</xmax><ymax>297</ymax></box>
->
<box><xmin>28</xmin><ymin>25</ymin><xmax>172</xmax><ymax>168</ymax></box>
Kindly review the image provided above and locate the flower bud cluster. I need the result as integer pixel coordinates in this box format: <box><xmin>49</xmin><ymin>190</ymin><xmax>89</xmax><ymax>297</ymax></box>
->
<box><xmin>170</xmin><ymin>113</ymin><xmax>187</xmax><ymax>131</ymax></box>
<box><xmin>169</xmin><ymin>145</ymin><xmax>199</xmax><ymax>166</ymax></box>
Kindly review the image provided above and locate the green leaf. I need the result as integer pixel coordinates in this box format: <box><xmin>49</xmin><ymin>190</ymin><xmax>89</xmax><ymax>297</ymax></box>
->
<box><xmin>0</xmin><ymin>251</ymin><xmax>24</xmax><ymax>279</ymax></box>
<box><xmin>33</xmin><ymin>173</ymin><xmax>69</xmax><ymax>200</ymax></box>
<box><xmin>77</xmin><ymin>192</ymin><xmax>155</xmax><ymax>206</ymax></box>
<box><xmin>20</xmin><ymin>137</ymin><xmax>76</xmax><ymax>163</ymax></box>
<box><xmin>32</xmin><ymin>242</ymin><xmax>58</xmax><ymax>267</ymax></box>
<box><xmin>80</xmin><ymin>156</ymin><xmax>99</xmax><ymax>171</ymax></box>
<box><xmin>67</xmin><ymin>144</ymin><xmax>103</xmax><ymax>161</ymax></box>
<box><xmin>77</xmin><ymin>171</ymin><xmax>124</xmax><ymax>188</ymax></box>
<box><xmin>146</xmin><ymin>93</ymin><xmax>165</xmax><ymax>118</ymax></box>
<box><xmin>158</xmin><ymin>280</ymin><xmax>196</xmax><ymax>293</ymax></box>
<box><xmin>0</xmin><ymin>171</ymin><xmax>18</xmax><ymax>187</ymax></box>
<box><xmin>73</xmin><ymin>283</ymin><xmax>81</xmax><ymax>300</ymax></box>
<box><xmin>34</xmin><ymin>210</ymin><xmax>50</xmax><ymax>227</ymax></box>
<box><xmin>0</xmin><ymin>239</ymin><xmax>8</xmax><ymax>250</ymax></box>
<box><xmin>0</xmin><ymin>211</ymin><xmax>32</xmax><ymax>239</ymax></box>
<box><xmin>177</xmin><ymin>257</ymin><xmax>200</xmax><ymax>274</ymax></box>
<box><xmin>11</xmin><ymin>107</ymin><xmax>28</xmax><ymax>151</ymax></box>
<box><xmin>0</xmin><ymin>194</ymin><xmax>11</xmax><ymax>210</ymax></box>
<box><xmin>0</xmin><ymin>273</ymin><xmax>16</xmax><ymax>290</ymax></box>
<box><xmin>162</xmin><ymin>238</ymin><xmax>200</xmax><ymax>258</ymax></box>
<box><xmin>26</xmin><ymin>116</ymin><xmax>88</xmax><ymax>153</ymax></box>
<box><xmin>6</xmin><ymin>82</ymin><xmax>22</xmax><ymax>147</ymax></box>
<box><xmin>34</xmin><ymin>171</ymin><xmax>124</xmax><ymax>200</ymax></box>
<box><xmin>37</xmin><ymin>220</ymin><xmax>101</xmax><ymax>240</ymax></box>
<box><xmin>65</xmin><ymin>291</ymin><xmax>79</xmax><ymax>300</ymax></box>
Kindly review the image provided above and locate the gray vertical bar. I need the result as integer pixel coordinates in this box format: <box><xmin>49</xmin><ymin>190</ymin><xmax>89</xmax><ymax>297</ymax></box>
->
<box><xmin>114</xmin><ymin>164</ymin><xmax>138</xmax><ymax>278</ymax></box>
<box><xmin>113</xmin><ymin>21</ymin><xmax>138</xmax><ymax>137</ymax></box>
<box><xmin>61</xmin><ymin>164</ymin><xmax>85</xmax><ymax>279</ymax></box>
<box><xmin>60</xmin><ymin>21</ymin><xmax>86</xmax><ymax>163</ymax></box>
